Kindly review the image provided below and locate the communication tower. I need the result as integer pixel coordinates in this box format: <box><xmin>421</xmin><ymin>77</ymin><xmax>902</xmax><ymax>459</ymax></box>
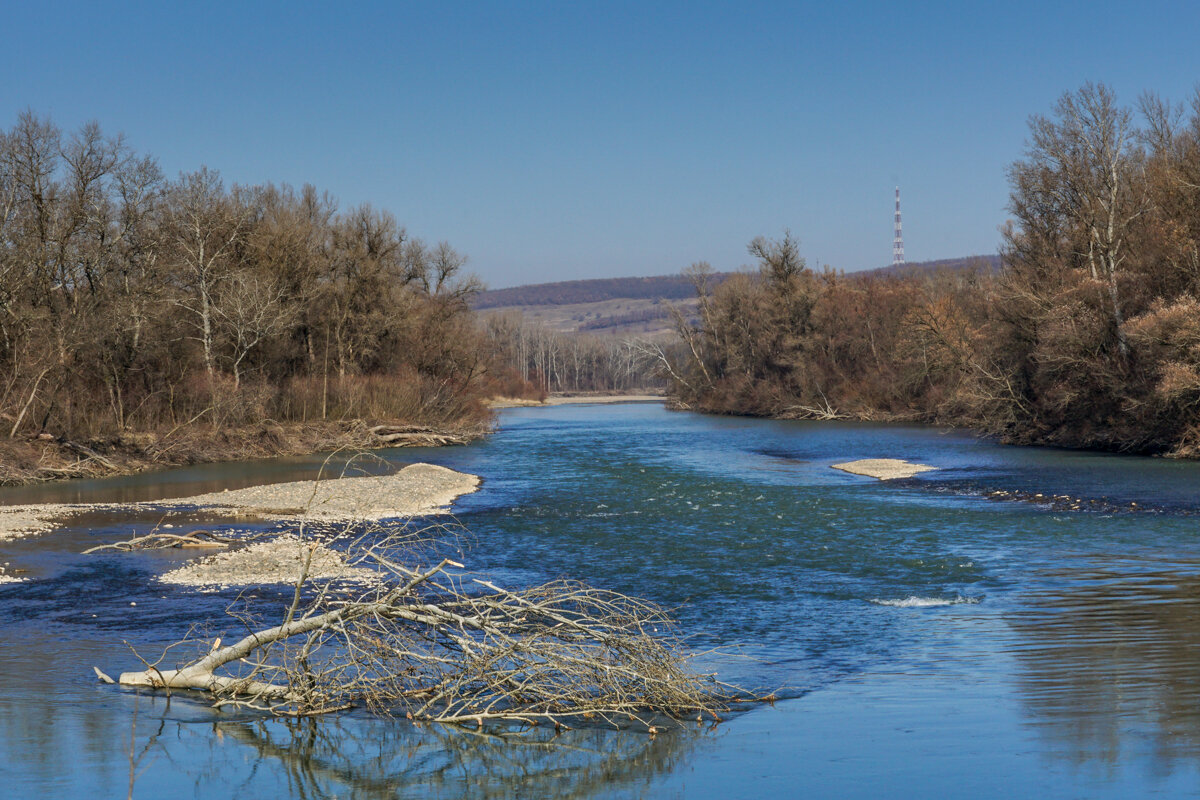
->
<box><xmin>892</xmin><ymin>186</ymin><xmax>905</xmax><ymax>267</ymax></box>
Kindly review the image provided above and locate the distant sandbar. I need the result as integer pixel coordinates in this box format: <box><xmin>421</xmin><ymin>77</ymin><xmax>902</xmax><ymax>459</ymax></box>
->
<box><xmin>832</xmin><ymin>459</ymin><xmax>938</xmax><ymax>480</ymax></box>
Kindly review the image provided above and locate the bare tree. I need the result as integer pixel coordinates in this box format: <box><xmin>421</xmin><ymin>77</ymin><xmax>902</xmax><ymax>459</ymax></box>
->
<box><xmin>1008</xmin><ymin>83</ymin><xmax>1147</xmax><ymax>360</ymax></box>
<box><xmin>406</xmin><ymin>239</ymin><xmax>481</xmax><ymax>300</ymax></box>
<box><xmin>665</xmin><ymin>262</ymin><xmax>718</xmax><ymax>394</ymax></box>
<box><xmin>164</xmin><ymin>167</ymin><xmax>249</xmax><ymax>384</ymax></box>
<box><xmin>323</xmin><ymin>204</ymin><xmax>406</xmax><ymax>379</ymax></box>
<box><xmin>214</xmin><ymin>269</ymin><xmax>296</xmax><ymax>388</ymax></box>
<box><xmin>748</xmin><ymin>231</ymin><xmax>805</xmax><ymax>286</ymax></box>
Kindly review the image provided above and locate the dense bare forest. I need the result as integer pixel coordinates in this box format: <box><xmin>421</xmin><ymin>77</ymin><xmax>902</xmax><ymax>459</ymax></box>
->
<box><xmin>481</xmin><ymin>312</ymin><xmax>662</xmax><ymax>394</ymax></box>
<box><xmin>666</xmin><ymin>84</ymin><xmax>1200</xmax><ymax>457</ymax></box>
<box><xmin>0</xmin><ymin>112</ymin><xmax>537</xmax><ymax>482</ymax></box>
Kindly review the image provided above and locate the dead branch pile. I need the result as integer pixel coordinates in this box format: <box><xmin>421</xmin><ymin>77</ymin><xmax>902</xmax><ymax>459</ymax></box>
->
<box><xmin>108</xmin><ymin>524</ymin><xmax>738</xmax><ymax>729</ymax></box>
<box><xmin>367</xmin><ymin>424</ymin><xmax>470</xmax><ymax>446</ymax></box>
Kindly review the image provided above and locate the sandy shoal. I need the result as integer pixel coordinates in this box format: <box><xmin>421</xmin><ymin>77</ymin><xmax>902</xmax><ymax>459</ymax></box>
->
<box><xmin>159</xmin><ymin>534</ymin><xmax>379</xmax><ymax>590</ymax></box>
<box><xmin>157</xmin><ymin>463</ymin><xmax>480</xmax><ymax>521</ymax></box>
<box><xmin>831</xmin><ymin>459</ymin><xmax>938</xmax><ymax>480</ymax></box>
<box><xmin>0</xmin><ymin>462</ymin><xmax>479</xmax><ymax>541</ymax></box>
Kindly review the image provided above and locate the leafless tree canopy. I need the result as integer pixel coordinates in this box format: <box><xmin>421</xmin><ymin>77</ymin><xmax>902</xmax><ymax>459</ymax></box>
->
<box><xmin>0</xmin><ymin>112</ymin><xmax>541</xmax><ymax>455</ymax></box>
<box><xmin>480</xmin><ymin>312</ymin><xmax>662</xmax><ymax>395</ymax></box>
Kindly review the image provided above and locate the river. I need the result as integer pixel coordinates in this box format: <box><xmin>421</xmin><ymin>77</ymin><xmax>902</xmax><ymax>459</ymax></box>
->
<box><xmin>1</xmin><ymin>403</ymin><xmax>1199</xmax><ymax>798</ymax></box>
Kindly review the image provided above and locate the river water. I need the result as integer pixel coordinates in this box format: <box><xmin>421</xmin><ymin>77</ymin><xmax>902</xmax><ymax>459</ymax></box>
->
<box><xmin>1</xmin><ymin>403</ymin><xmax>1199</xmax><ymax>798</ymax></box>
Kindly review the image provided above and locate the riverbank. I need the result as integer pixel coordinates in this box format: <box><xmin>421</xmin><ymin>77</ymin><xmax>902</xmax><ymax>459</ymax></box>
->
<box><xmin>0</xmin><ymin>418</ymin><xmax>488</xmax><ymax>488</ymax></box>
<box><xmin>670</xmin><ymin>396</ymin><xmax>1200</xmax><ymax>460</ymax></box>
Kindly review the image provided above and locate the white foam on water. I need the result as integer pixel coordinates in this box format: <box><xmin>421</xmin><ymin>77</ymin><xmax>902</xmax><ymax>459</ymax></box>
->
<box><xmin>870</xmin><ymin>595</ymin><xmax>981</xmax><ymax>608</ymax></box>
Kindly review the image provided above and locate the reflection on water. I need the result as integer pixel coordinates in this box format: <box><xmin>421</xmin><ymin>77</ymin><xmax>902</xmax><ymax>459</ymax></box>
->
<box><xmin>120</xmin><ymin>708</ymin><xmax>704</xmax><ymax>799</ymax></box>
<box><xmin>186</xmin><ymin>714</ymin><xmax>700</xmax><ymax>800</ymax></box>
<box><xmin>0</xmin><ymin>681</ymin><xmax>706</xmax><ymax>799</ymax></box>
<box><xmin>1009</xmin><ymin>561</ymin><xmax>1200</xmax><ymax>769</ymax></box>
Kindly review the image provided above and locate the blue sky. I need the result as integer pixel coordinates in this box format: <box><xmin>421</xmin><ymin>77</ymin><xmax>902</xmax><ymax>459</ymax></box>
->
<box><xmin>3</xmin><ymin>1</ymin><xmax>1198</xmax><ymax>287</ymax></box>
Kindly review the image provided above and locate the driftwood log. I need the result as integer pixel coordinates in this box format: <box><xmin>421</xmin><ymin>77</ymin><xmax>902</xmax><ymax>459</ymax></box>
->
<box><xmin>83</xmin><ymin>529</ymin><xmax>245</xmax><ymax>553</ymax></box>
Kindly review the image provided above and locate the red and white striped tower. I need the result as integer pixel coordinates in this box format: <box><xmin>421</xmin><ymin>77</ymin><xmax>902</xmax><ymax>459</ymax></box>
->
<box><xmin>892</xmin><ymin>186</ymin><xmax>905</xmax><ymax>267</ymax></box>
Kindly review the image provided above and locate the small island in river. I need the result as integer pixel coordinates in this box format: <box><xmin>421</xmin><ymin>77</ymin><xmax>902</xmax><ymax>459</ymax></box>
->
<box><xmin>831</xmin><ymin>459</ymin><xmax>939</xmax><ymax>480</ymax></box>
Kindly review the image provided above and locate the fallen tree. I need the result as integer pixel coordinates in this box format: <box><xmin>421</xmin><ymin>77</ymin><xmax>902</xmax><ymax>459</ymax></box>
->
<box><xmin>102</xmin><ymin>521</ymin><xmax>740</xmax><ymax>729</ymax></box>
<box><xmin>82</xmin><ymin>528</ymin><xmax>246</xmax><ymax>553</ymax></box>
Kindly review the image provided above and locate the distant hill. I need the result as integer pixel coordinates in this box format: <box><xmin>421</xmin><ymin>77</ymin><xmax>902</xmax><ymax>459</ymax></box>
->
<box><xmin>862</xmin><ymin>254</ymin><xmax>1002</xmax><ymax>278</ymax></box>
<box><xmin>474</xmin><ymin>255</ymin><xmax>1003</xmax><ymax>335</ymax></box>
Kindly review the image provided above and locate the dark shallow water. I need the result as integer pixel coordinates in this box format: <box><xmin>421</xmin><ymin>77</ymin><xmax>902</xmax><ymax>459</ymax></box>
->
<box><xmin>2</xmin><ymin>403</ymin><xmax>1200</xmax><ymax>798</ymax></box>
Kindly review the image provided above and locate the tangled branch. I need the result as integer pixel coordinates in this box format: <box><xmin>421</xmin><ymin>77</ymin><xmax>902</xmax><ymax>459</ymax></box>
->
<box><xmin>109</xmin><ymin>520</ymin><xmax>743</xmax><ymax>729</ymax></box>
